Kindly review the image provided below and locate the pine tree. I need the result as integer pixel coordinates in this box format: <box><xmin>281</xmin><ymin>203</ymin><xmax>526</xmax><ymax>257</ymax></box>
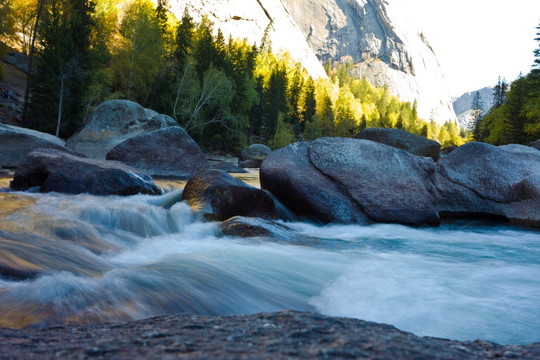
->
<box><xmin>27</xmin><ymin>0</ymin><xmax>96</xmax><ymax>137</ymax></box>
<box><xmin>395</xmin><ymin>114</ymin><xmax>404</xmax><ymax>130</ymax></box>
<box><xmin>175</xmin><ymin>7</ymin><xmax>194</xmax><ymax>69</ymax></box>
<box><xmin>250</xmin><ymin>75</ymin><xmax>265</xmax><ymax>135</ymax></box>
<box><xmin>262</xmin><ymin>64</ymin><xmax>290</xmax><ymax>139</ymax></box>
<box><xmin>493</xmin><ymin>77</ymin><xmax>508</xmax><ymax>108</ymax></box>
<box><xmin>316</xmin><ymin>90</ymin><xmax>334</xmax><ymax>136</ymax></box>
<box><xmin>287</xmin><ymin>68</ymin><xmax>303</xmax><ymax>134</ymax></box>
<box><xmin>533</xmin><ymin>21</ymin><xmax>540</xmax><ymax>73</ymax></box>
<box><xmin>471</xmin><ymin>90</ymin><xmax>484</xmax><ymax>125</ymax></box>
<box><xmin>471</xmin><ymin>91</ymin><xmax>484</xmax><ymax>111</ymax></box>
<box><xmin>503</xmin><ymin>76</ymin><xmax>529</xmax><ymax>144</ymax></box>
<box><xmin>299</xmin><ymin>76</ymin><xmax>316</xmax><ymax>131</ymax></box>
<box><xmin>193</xmin><ymin>16</ymin><xmax>217</xmax><ymax>80</ymax></box>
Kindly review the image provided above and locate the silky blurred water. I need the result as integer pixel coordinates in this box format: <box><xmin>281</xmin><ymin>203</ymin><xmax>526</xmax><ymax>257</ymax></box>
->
<box><xmin>0</xmin><ymin>189</ymin><xmax>539</xmax><ymax>345</ymax></box>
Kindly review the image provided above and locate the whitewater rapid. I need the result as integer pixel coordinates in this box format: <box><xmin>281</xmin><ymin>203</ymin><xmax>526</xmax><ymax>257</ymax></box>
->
<box><xmin>0</xmin><ymin>188</ymin><xmax>539</xmax><ymax>345</ymax></box>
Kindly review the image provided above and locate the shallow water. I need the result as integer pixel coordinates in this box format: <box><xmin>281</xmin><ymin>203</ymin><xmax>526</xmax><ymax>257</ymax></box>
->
<box><xmin>0</xmin><ymin>187</ymin><xmax>539</xmax><ymax>345</ymax></box>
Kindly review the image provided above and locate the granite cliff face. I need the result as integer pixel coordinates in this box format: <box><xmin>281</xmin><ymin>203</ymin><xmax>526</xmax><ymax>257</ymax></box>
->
<box><xmin>167</xmin><ymin>0</ymin><xmax>457</xmax><ymax>124</ymax></box>
<box><xmin>282</xmin><ymin>0</ymin><xmax>457</xmax><ymax>123</ymax></box>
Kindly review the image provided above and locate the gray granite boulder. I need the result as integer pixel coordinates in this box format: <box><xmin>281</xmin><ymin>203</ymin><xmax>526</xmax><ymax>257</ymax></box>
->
<box><xmin>0</xmin><ymin>123</ymin><xmax>71</xmax><ymax>168</ymax></box>
<box><xmin>260</xmin><ymin>142</ymin><xmax>370</xmax><ymax>224</ymax></box>
<box><xmin>310</xmin><ymin>138</ymin><xmax>440</xmax><ymax>226</ymax></box>
<box><xmin>434</xmin><ymin>142</ymin><xmax>540</xmax><ymax>227</ymax></box>
<box><xmin>10</xmin><ymin>148</ymin><xmax>161</xmax><ymax>196</ymax></box>
<box><xmin>239</xmin><ymin>144</ymin><xmax>271</xmax><ymax>168</ymax></box>
<box><xmin>106</xmin><ymin>127</ymin><xmax>209</xmax><ymax>179</ymax></box>
<box><xmin>529</xmin><ymin>139</ymin><xmax>540</xmax><ymax>151</ymax></box>
<box><xmin>355</xmin><ymin>127</ymin><xmax>441</xmax><ymax>160</ymax></box>
<box><xmin>182</xmin><ymin>170</ymin><xmax>277</xmax><ymax>221</ymax></box>
<box><xmin>66</xmin><ymin>100</ymin><xmax>177</xmax><ymax>159</ymax></box>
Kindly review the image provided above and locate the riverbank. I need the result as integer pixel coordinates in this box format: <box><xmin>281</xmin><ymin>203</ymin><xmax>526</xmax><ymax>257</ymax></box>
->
<box><xmin>1</xmin><ymin>311</ymin><xmax>538</xmax><ymax>359</ymax></box>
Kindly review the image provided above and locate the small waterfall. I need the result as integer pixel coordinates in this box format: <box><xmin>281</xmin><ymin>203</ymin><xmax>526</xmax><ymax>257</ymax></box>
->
<box><xmin>264</xmin><ymin>190</ymin><xmax>304</xmax><ymax>222</ymax></box>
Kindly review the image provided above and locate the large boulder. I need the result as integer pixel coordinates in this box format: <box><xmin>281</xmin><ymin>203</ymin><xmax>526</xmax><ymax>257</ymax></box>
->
<box><xmin>182</xmin><ymin>170</ymin><xmax>277</xmax><ymax>221</ymax></box>
<box><xmin>10</xmin><ymin>148</ymin><xmax>161</xmax><ymax>196</ymax></box>
<box><xmin>310</xmin><ymin>138</ymin><xmax>440</xmax><ymax>226</ymax></box>
<box><xmin>106</xmin><ymin>127</ymin><xmax>209</xmax><ymax>179</ymax></box>
<box><xmin>355</xmin><ymin>128</ymin><xmax>441</xmax><ymax>160</ymax></box>
<box><xmin>434</xmin><ymin>142</ymin><xmax>540</xmax><ymax>227</ymax></box>
<box><xmin>260</xmin><ymin>142</ymin><xmax>370</xmax><ymax>224</ymax></box>
<box><xmin>239</xmin><ymin>144</ymin><xmax>271</xmax><ymax>168</ymax></box>
<box><xmin>66</xmin><ymin>100</ymin><xmax>177</xmax><ymax>159</ymax></box>
<box><xmin>529</xmin><ymin>139</ymin><xmax>540</xmax><ymax>151</ymax></box>
<box><xmin>0</xmin><ymin>123</ymin><xmax>70</xmax><ymax>168</ymax></box>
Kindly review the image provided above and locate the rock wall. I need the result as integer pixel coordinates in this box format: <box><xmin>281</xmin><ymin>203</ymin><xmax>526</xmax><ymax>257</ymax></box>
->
<box><xmin>282</xmin><ymin>0</ymin><xmax>457</xmax><ymax>123</ymax></box>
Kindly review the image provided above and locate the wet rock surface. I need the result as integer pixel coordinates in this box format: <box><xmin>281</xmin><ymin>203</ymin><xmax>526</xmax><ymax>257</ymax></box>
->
<box><xmin>106</xmin><ymin>127</ymin><xmax>209</xmax><ymax>179</ymax></box>
<box><xmin>219</xmin><ymin>216</ymin><xmax>321</xmax><ymax>247</ymax></box>
<box><xmin>182</xmin><ymin>170</ymin><xmax>277</xmax><ymax>221</ymax></box>
<box><xmin>0</xmin><ymin>311</ymin><xmax>538</xmax><ymax>359</ymax></box>
<box><xmin>10</xmin><ymin>148</ymin><xmax>161</xmax><ymax>196</ymax></box>
<box><xmin>355</xmin><ymin>127</ymin><xmax>441</xmax><ymax>160</ymax></box>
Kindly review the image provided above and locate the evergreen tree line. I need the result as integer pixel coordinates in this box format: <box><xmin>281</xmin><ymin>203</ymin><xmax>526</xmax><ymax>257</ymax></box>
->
<box><xmin>1</xmin><ymin>0</ymin><xmax>465</xmax><ymax>149</ymax></box>
<box><xmin>474</xmin><ymin>22</ymin><xmax>540</xmax><ymax>145</ymax></box>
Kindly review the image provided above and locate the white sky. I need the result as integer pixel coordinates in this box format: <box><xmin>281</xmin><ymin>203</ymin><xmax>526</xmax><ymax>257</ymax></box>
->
<box><xmin>390</xmin><ymin>0</ymin><xmax>540</xmax><ymax>96</ymax></box>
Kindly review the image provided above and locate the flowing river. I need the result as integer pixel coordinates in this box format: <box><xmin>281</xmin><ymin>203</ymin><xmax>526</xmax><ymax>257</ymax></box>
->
<box><xmin>0</xmin><ymin>174</ymin><xmax>539</xmax><ymax>345</ymax></box>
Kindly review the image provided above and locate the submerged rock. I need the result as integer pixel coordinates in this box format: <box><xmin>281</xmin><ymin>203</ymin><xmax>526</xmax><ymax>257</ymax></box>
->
<box><xmin>10</xmin><ymin>148</ymin><xmax>161</xmax><ymax>196</ymax></box>
<box><xmin>0</xmin><ymin>123</ymin><xmax>70</xmax><ymax>168</ymax></box>
<box><xmin>355</xmin><ymin>127</ymin><xmax>441</xmax><ymax>160</ymax></box>
<box><xmin>0</xmin><ymin>230</ymin><xmax>111</xmax><ymax>280</ymax></box>
<box><xmin>260</xmin><ymin>141</ymin><xmax>370</xmax><ymax>224</ymax></box>
<box><xmin>106</xmin><ymin>127</ymin><xmax>209</xmax><ymax>179</ymax></box>
<box><xmin>182</xmin><ymin>170</ymin><xmax>277</xmax><ymax>221</ymax></box>
<box><xmin>219</xmin><ymin>216</ymin><xmax>317</xmax><ymax>246</ymax></box>
<box><xmin>434</xmin><ymin>142</ymin><xmax>540</xmax><ymax>227</ymax></box>
<box><xmin>66</xmin><ymin>100</ymin><xmax>177</xmax><ymax>159</ymax></box>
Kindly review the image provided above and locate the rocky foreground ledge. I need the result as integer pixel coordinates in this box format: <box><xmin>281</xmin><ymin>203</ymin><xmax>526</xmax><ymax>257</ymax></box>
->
<box><xmin>0</xmin><ymin>311</ymin><xmax>538</xmax><ymax>359</ymax></box>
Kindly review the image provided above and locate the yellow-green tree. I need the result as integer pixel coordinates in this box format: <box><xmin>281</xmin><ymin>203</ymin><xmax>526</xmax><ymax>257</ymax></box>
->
<box><xmin>111</xmin><ymin>0</ymin><xmax>164</xmax><ymax>104</ymax></box>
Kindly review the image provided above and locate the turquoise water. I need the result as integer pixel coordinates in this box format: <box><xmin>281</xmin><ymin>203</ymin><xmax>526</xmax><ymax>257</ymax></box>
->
<box><xmin>0</xmin><ymin>190</ymin><xmax>539</xmax><ymax>345</ymax></box>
